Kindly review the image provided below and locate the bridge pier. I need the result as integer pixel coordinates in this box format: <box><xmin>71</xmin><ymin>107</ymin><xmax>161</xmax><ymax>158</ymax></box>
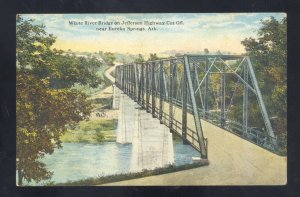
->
<box><xmin>130</xmin><ymin>109</ymin><xmax>174</xmax><ymax>172</ymax></box>
<box><xmin>116</xmin><ymin>92</ymin><xmax>135</xmax><ymax>143</ymax></box>
<box><xmin>112</xmin><ymin>84</ymin><xmax>121</xmax><ymax>109</ymax></box>
<box><xmin>115</xmin><ymin>87</ymin><xmax>174</xmax><ymax>172</ymax></box>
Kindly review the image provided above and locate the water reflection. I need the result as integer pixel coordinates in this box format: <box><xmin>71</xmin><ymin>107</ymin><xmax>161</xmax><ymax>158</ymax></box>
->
<box><xmin>22</xmin><ymin>140</ymin><xmax>198</xmax><ymax>185</ymax></box>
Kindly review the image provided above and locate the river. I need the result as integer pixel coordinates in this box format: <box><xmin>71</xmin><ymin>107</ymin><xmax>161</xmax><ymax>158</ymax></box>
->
<box><xmin>21</xmin><ymin>139</ymin><xmax>199</xmax><ymax>186</ymax></box>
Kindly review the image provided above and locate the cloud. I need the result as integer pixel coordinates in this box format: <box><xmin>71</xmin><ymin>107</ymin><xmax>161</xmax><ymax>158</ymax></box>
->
<box><xmin>202</xmin><ymin>21</ymin><xmax>246</xmax><ymax>28</ymax></box>
<box><xmin>21</xmin><ymin>13</ymin><xmax>285</xmax><ymax>54</ymax></box>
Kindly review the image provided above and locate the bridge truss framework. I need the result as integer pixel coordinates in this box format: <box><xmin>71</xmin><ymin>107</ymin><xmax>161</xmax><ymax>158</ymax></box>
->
<box><xmin>115</xmin><ymin>55</ymin><xmax>280</xmax><ymax>158</ymax></box>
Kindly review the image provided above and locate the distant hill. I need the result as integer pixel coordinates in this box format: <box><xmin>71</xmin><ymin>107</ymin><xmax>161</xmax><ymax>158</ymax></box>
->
<box><xmin>159</xmin><ymin>50</ymin><xmax>239</xmax><ymax>56</ymax></box>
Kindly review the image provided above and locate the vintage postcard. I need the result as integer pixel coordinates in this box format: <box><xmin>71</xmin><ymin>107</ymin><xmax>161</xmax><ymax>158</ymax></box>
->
<box><xmin>16</xmin><ymin>13</ymin><xmax>287</xmax><ymax>186</ymax></box>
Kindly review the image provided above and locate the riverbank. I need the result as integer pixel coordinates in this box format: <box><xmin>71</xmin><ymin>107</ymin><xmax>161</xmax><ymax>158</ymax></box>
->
<box><xmin>61</xmin><ymin>119</ymin><xmax>118</xmax><ymax>143</ymax></box>
<box><xmin>50</xmin><ymin>161</ymin><xmax>209</xmax><ymax>186</ymax></box>
<box><xmin>61</xmin><ymin>65</ymin><xmax>118</xmax><ymax>143</ymax></box>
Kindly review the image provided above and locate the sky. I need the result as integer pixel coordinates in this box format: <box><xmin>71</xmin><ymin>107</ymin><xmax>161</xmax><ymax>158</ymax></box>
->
<box><xmin>21</xmin><ymin>13</ymin><xmax>286</xmax><ymax>56</ymax></box>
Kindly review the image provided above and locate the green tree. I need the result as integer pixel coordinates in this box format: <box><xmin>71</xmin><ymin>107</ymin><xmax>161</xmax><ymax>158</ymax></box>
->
<box><xmin>16</xmin><ymin>16</ymin><xmax>97</xmax><ymax>185</ymax></box>
<box><xmin>204</xmin><ymin>48</ymin><xmax>209</xmax><ymax>54</ymax></box>
<box><xmin>135</xmin><ymin>54</ymin><xmax>144</xmax><ymax>63</ymax></box>
<box><xmin>103</xmin><ymin>52</ymin><xmax>116</xmax><ymax>65</ymax></box>
<box><xmin>241</xmin><ymin>16</ymin><xmax>287</xmax><ymax>152</ymax></box>
<box><xmin>48</xmin><ymin>53</ymin><xmax>102</xmax><ymax>88</ymax></box>
<box><xmin>148</xmin><ymin>53</ymin><xmax>159</xmax><ymax>61</ymax></box>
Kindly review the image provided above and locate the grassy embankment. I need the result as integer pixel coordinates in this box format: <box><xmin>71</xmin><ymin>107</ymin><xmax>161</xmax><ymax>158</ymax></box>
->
<box><xmin>61</xmin><ymin>65</ymin><xmax>118</xmax><ymax>143</ymax></box>
<box><xmin>49</xmin><ymin>161</ymin><xmax>209</xmax><ymax>186</ymax></box>
<box><xmin>61</xmin><ymin>119</ymin><xmax>118</xmax><ymax>143</ymax></box>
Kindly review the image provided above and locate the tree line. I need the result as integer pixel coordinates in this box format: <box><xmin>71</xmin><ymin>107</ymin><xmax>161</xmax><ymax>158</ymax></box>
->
<box><xmin>16</xmin><ymin>16</ymin><xmax>105</xmax><ymax>185</ymax></box>
<box><xmin>241</xmin><ymin>16</ymin><xmax>287</xmax><ymax>153</ymax></box>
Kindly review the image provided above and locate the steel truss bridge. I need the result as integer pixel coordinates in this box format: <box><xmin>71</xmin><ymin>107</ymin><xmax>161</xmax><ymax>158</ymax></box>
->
<box><xmin>115</xmin><ymin>55</ymin><xmax>280</xmax><ymax>159</ymax></box>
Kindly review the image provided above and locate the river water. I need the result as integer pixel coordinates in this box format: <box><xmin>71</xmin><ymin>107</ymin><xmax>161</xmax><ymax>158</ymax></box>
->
<box><xmin>23</xmin><ymin>139</ymin><xmax>199</xmax><ymax>186</ymax></box>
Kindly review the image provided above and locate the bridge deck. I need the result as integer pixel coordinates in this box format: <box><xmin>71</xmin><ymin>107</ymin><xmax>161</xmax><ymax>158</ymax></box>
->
<box><xmin>105</xmin><ymin>93</ymin><xmax>286</xmax><ymax>185</ymax></box>
<box><xmin>104</xmin><ymin>117</ymin><xmax>286</xmax><ymax>185</ymax></box>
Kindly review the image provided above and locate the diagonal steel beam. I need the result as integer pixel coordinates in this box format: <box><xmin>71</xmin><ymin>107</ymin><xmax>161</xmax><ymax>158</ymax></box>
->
<box><xmin>184</xmin><ymin>56</ymin><xmax>207</xmax><ymax>159</ymax></box>
<box><xmin>246</xmin><ymin>57</ymin><xmax>276</xmax><ymax>140</ymax></box>
<box><xmin>195</xmin><ymin>58</ymin><xmax>216</xmax><ymax>93</ymax></box>
<box><xmin>194</xmin><ymin>63</ymin><xmax>205</xmax><ymax>110</ymax></box>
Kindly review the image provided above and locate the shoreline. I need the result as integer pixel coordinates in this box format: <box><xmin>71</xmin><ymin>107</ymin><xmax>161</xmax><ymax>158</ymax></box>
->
<box><xmin>49</xmin><ymin>161</ymin><xmax>209</xmax><ymax>186</ymax></box>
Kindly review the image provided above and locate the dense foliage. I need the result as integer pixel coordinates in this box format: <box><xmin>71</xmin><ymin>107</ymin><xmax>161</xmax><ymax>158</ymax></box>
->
<box><xmin>102</xmin><ymin>52</ymin><xmax>116</xmax><ymax>65</ymax></box>
<box><xmin>241</xmin><ymin>17</ymin><xmax>287</xmax><ymax>152</ymax></box>
<box><xmin>135</xmin><ymin>54</ymin><xmax>145</xmax><ymax>63</ymax></box>
<box><xmin>16</xmin><ymin>16</ymin><xmax>101</xmax><ymax>185</ymax></box>
<box><xmin>148</xmin><ymin>53</ymin><xmax>159</xmax><ymax>61</ymax></box>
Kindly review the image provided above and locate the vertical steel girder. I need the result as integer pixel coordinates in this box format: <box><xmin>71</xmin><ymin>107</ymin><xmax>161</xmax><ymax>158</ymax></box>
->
<box><xmin>118</xmin><ymin>67</ymin><xmax>120</xmax><ymax>87</ymax></box>
<box><xmin>204</xmin><ymin>59</ymin><xmax>209</xmax><ymax>119</ymax></box>
<box><xmin>162</xmin><ymin>67</ymin><xmax>168</xmax><ymax>99</ymax></box>
<box><xmin>137</xmin><ymin>64</ymin><xmax>142</xmax><ymax>104</ymax></box>
<box><xmin>146</xmin><ymin>63</ymin><xmax>150</xmax><ymax>112</ymax></box>
<box><xmin>115</xmin><ymin>67</ymin><xmax>118</xmax><ymax>85</ymax></box>
<box><xmin>127</xmin><ymin>65</ymin><xmax>131</xmax><ymax>97</ymax></box>
<box><xmin>128</xmin><ymin>65</ymin><xmax>131</xmax><ymax>97</ymax></box>
<box><xmin>130</xmin><ymin>65</ymin><xmax>134</xmax><ymax>97</ymax></box>
<box><xmin>122</xmin><ymin>66</ymin><xmax>125</xmax><ymax>91</ymax></box>
<box><xmin>128</xmin><ymin>65</ymin><xmax>130</xmax><ymax>96</ymax></box>
<box><xmin>140</xmin><ymin>64</ymin><xmax>145</xmax><ymax>108</ymax></box>
<box><xmin>125</xmin><ymin>66</ymin><xmax>127</xmax><ymax>94</ymax></box>
<box><xmin>134</xmin><ymin>64</ymin><xmax>138</xmax><ymax>101</ymax></box>
<box><xmin>169</xmin><ymin>62</ymin><xmax>174</xmax><ymax>131</ymax></box>
<box><xmin>126</xmin><ymin>65</ymin><xmax>129</xmax><ymax>94</ymax></box>
<box><xmin>159</xmin><ymin>61</ymin><xmax>164</xmax><ymax>123</ymax></box>
<box><xmin>151</xmin><ymin>62</ymin><xmax>156</xmax><ymax>117</ymax></box>
<box><xmin>121</xmin><ymin>67</ymin><xmax>124</xmax><ymax>90</ymax></box>
<box><xmin>181</xmin><ymin>60</ymin><xmax>188</xmax><ymax>145</ymax></box>
<box><xmin>221</xmin><ymin>64</ymin><xmax>226</xmax><ymax>127</ymax></box>
<box><xmin>128</xmin><ymin>65</ymin><xmax>131</xmax><ymax>95</ymax></box>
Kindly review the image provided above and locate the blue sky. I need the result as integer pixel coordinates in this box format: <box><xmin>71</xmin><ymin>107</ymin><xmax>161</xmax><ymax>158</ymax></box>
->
<box><xmin>21</xmin><ymin>13</ymin><xmax>286</xmax><ymax>55</ymax></box>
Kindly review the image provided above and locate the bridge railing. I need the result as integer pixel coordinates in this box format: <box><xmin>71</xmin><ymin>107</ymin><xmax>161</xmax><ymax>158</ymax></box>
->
<box><xmin>115</xmin><ymin>54</ymin><xmax>283</xmax><ymax>156</ymax></box>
